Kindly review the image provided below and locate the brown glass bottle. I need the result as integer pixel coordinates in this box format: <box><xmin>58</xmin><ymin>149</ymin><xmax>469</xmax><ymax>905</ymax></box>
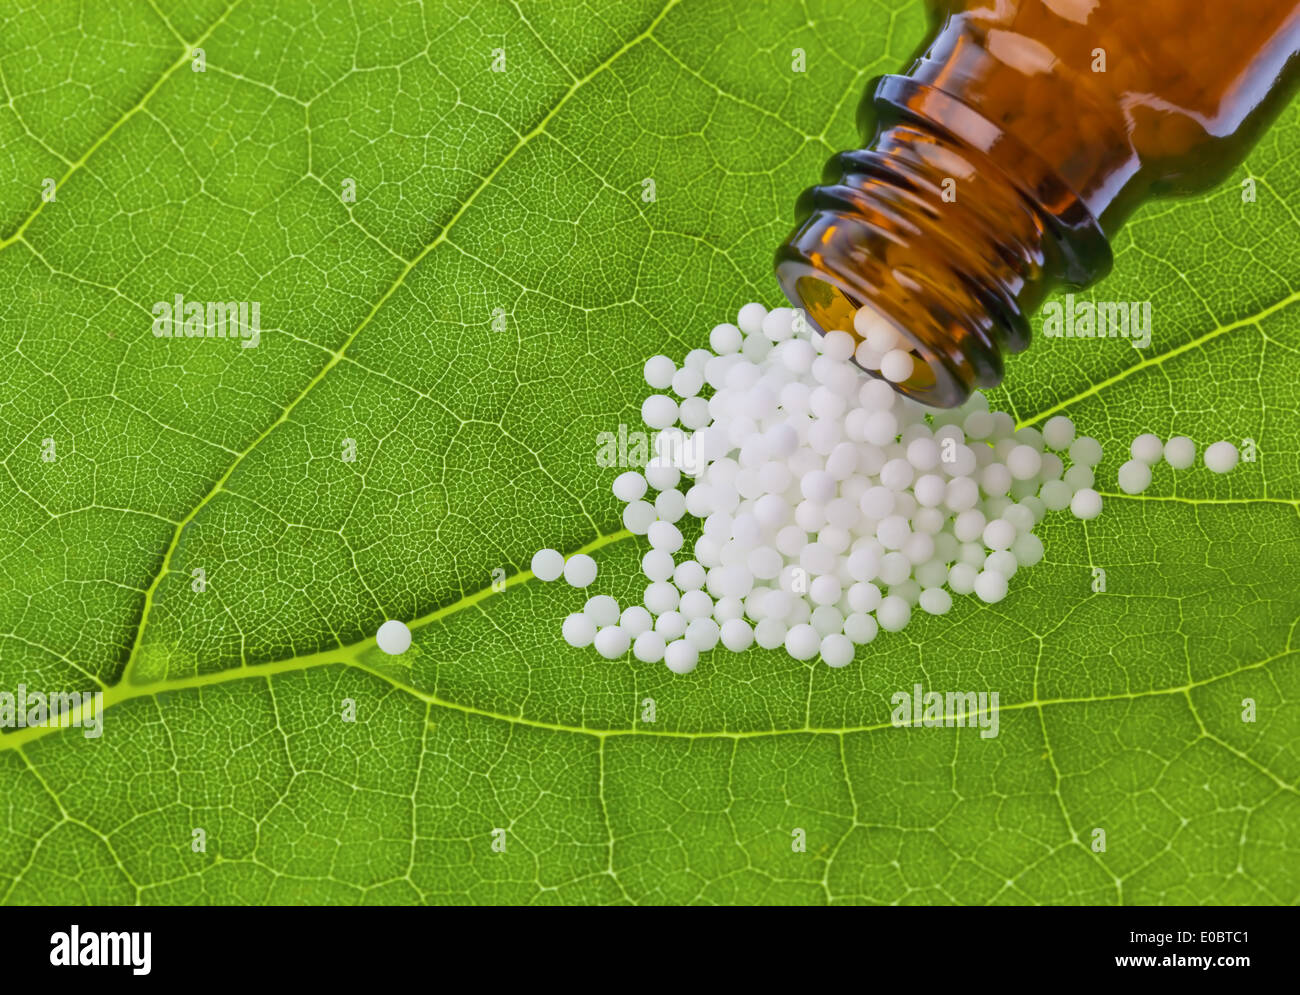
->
<box><xmin>776</xmin><ymin>0</ymin><xmax>1300</xmax><ymax>406</ymax></box>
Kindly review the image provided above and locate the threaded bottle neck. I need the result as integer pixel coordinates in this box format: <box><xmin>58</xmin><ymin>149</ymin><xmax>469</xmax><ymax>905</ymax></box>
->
<box><xmin>775</xmin><ymin>75</ymin><xmax>1111</xmax><ymax>407</ymax></box>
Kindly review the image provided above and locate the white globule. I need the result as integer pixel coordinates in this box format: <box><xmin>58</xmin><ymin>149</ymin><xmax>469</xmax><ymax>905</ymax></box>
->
<box><xmin>762</xmin><ymin>307</ymin><xmax>796</xmax><ymax>342</ymax></box>
<box><xmin>1041</xmin><ymin>415</ymin><xmax>1075</xmax><ymax>451</ymax></box>
<box><xmin>647</xmin><ymin>520</ymin><xmax>683</xmax><ymax>553</ymax></box>
<box><xmin>919</xmin><ymin>587</ymin><xmax>952</xmax><ymax>616</ymax></box>
<box><xmin>562</xmin><ymin>554</ymin><xmax>597</xmax><ymax>588</ymax></box>
<box><xmin>820</xmin><ymin>633</ymin><xmax>855</xmax><ymax>667</ymax></box>
<box><xmin>594</xmin><ymin>625</ymin><xmax>630</xmax><ymax>660</ymax></box>
<box><xmin>1062</xmin><ymin>465</ymin><xmax>1094</xmax><ymax>492</ymax></box>
<box><xmin>664</xmin><ymin>639</ymin><xmax>699</xmax><ymax>674</ymax></box>
<box><xmin>671</xmin><ymin>366</ymin><xmax>704</xmax><ymax>399</ymax></box>
<box><xmin>684</xmin><ymin>348</ymin><xmax>711</xmax><ymax>371</ymax></box>
<box><xmin>822</xmin><ymin>330</ymin><xmax>856</xmax><ymax>361</ymax></box>
<box><xmin>621</xmin><ymin>499</ymin><xmax>656</xmax><ymax>534</ymax></box>
<box><xmin>973</xmin><ymin>569</ymin><xmax>1008</xmax><ymax>604</ymax></box>
<box><xmin>876</xmin><ymin>596</ymin><xmax>911</xmax><ymax>632</ymax></box>
<box><xmin>620</xmin><ymin>605</ymin><xmax>653</xmax><ymax>636</ymax></box>
<box><xmin>643</xmin><ymin>355</ymin><xmax>675</xmax><ymax>390</ymax></box>
<box><xmin>1117</xmin><ymin>459</ymin><xmax>1152</xmax><ymax>495</ymax></box>
<box><xmin>562</xmin><ymin>613</ymin><xmax>596</xmax><ymax>648</ymax></box>
<box><xmin>1006</xmin><ymin>445</ymin><xmax>1042</xmax><ymax>481</ymax></box>
<box><xmin>720</xmin><ymin>618</ymin><xmax>755</xmax><ymax>652</ymax></box>
<box><xmin>539</xmin><ymin>302</ymin><xmax>1117</xmax><ymax>673</ymax></box>
<box><xmin>633</xmin><ymin>629</ymin><xmax>666</xmax><ymax>663</ymax></box>
<box><xmin>641</xmin><ymin>548</ymin><xmax>674</xmax><ymax>582</ymax></box>
<box><xmin>376</xmin><ymin>619</ymin><xmax>412</xmax><ymax>655</ymax></box>
<box><xmin>612</xmin><ymin>470</ymin><xmax>647</xmax><ymax>503</ymax></box>
<box><xmin>1070</xmin><ymin>488</ymin><xmax>1103</xmax><ymax>520</ymax></box>
<box><xmin>784</xmin><ymin>623</ymin><xmax>820</xmax><ymax>660</ymax></box>
<box><xmin>1068</xmin><ymin>436</ymin><xmax>1103</xmax><ymax>467</ymax></box>
<box><xmin>880</xmin><ymin>349</ymin><xmax>914</xmax><ymax>383</ymax></box>
<box><xmin>709</xmin><ymin>323</ymin><xmax>743</xmax><ymax>356</ymax></box>
<box><xmin>1130</xmin><ymin>433</ymin><xmax>1164</xmax><ymax>465</ymax></box>
<box><xmin>736</xmin><ymin>303</ymin><xmax>768</xmax><ymax>336</ymax></box>
<box><xmin>655</xmin><ymin>610</ymin><xmax>686</xmax><ymax>640</ymax></box>
<box><xmin>584</xmin><ymin>594</ymin><xmax>621</xmax><ymax>627</ymax></box>
<box><xmin>686</xmin><ymin>617</ymin><xmax>721</xmax><ymax>651</ymax></box>
<box><xmin>530</xmin><ymin>548</ymin><xmax>564</xmax><ymax>582</ymax></box>
<box><xmin>641</xmin><ymin>394</ymin><xmax>678</xmax><ymax>430</ymax></box>
<box><xmin>1204</xmin><ymin>440</ymin><xmax>1239</xmax><ymax>474</ymax></box>
<box><xmin>1163</xmin><ymin>435</ymin><xmax>1195</xmax><ymax>470</ymax></box>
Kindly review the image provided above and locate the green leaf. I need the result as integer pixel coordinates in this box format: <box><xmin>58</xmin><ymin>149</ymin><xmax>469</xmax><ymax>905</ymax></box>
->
<box><xmin>0</xmin><ymin>0</ymin><xmax>1295</xmax><ymax>905</ymax></box>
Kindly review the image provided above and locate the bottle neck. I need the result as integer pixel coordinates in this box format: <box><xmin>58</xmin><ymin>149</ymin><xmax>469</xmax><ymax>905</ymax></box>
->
<box><xmin>776</xmin><ymin>75</ymin><xmax>1111</xmax><ymax>407</ymax></box>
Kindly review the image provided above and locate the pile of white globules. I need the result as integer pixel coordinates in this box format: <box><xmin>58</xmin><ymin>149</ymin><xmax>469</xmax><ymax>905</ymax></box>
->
<box><xmin>537</xmin><ymin>302</ymin><xmax>1115</xmax><ymax>674</ymax></box>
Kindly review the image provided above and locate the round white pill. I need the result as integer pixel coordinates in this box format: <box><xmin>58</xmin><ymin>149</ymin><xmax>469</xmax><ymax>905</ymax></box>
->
<box><xmin>709</xmin><ymin>323</ymin><xmax>742</xmax><ymax>355</ymax></box>
<box><xmin>843</xmin><ymin>612</ymin><xmax>879</xmax><ymax>645</ymax></box>
<box><xmin>643</xmin><ymin>355</ymin><xmax>675</xmax><ymax>390</ymax></box>
<box><xmin>1204</xmin><ymin>440</ymin><xmax>1239</xmax><ymax>473</ymax></box>
<box><xmin>1069</xmin><ymin>488</ymin><xmax>1103</xmax><ymax>520</ymax></box>
<box><xmin>1068</xmin><ymin>436</ymin><xmax>1103</xmax><ymax>466</ymax></box>
<box><xmin>562</xmin><ymin>613</ymin><xmax>596</xmax><ymax>648</ymax></box>
<box><xmin>1130</xmin><ymin>433</ymin><xmax>1163</xmax><ymax>465</ymax></box>
<box><xmin>593</xmin><ymin>625</ymin><xmax>630</xmax><ymax>659</ymax></box>
<box><xmin>1041</xmin><ymin>415</ymin><xmax>1075</xmax><ymax>451</ymax></box>
<box><xmin>719</xmin><ymin>618</ymin><xmax>754</xmax><ymax>652</ymax></box>
<box><xmin>1117</xmin><ymin>459</ymin><xmax>1152</xmax><ymax>495</ymax></box>
<box><xmin>620</xmin><ymin>605</ymin><xmax>652</xmax><ymax>636</ymax></box>
<box><xmin>612</xmin><ymin>471</ymin><xmax>647</xmax><ymax>503</ymax></box>
<box><xmin>973</xmin><ymin>570</ymin><xmax>1008</xmax><ymax>604</ymax></box>
<box><xmin>686</xmin><ymin>617</ymin><xmax>721</xmax><ymax>652</ymax></box>
<box><xmin>563</xmin><ymin>553</ymin><xmax>598</xmax><ymax>587</ymax></box>
<box><xmin>1163</xmin><ymin>435</ymin><xmax>1195</xmax><ymax>470</ymax></box>
<box><xmin>647</xmin><ymin>520</ymin><xmax>684</xmax><ymax>553</ymax></box>
<box><xmin>671</xmin><ymin>366</ymin><xmax>704</xmax><ymax>399</ymax></box>
<box><xmin>880</xmin><ymin>349</ymin><xmax>914</xmax><ymax>383</ymax></box>
<box><xmin>919</xmin><ymin>587</ymin><xmax>952</xmax><ymax>615</ymax></box>
<box><xmin>1006</xmin><ymin>445</ymin><xmax>1042</xmax><ymax>481</ymax></box>
<box><xmin>641</xmin><ymin>395</ymin><xmax>678</xmax><ymax>430</ymax></box>
<box><xmin>664</xmin><ymin>639</ymin><xmax>699</xmax><ymax>674</ymax></box>
<box><xmin>376</xmin><ymin>619</ymin><xmax>412</xmax><ymax>655</ymax></box>
<box><xmin>820</xmin><ymin>633</ymin><xmax>854</xmax><ymax>668</ymax></box>
<box><xmin>633</xmin><ymin>630</ymin><xmax>666</xmax><ymax>663</ymax></box>
<box><xmin>784</xmin><ymin>623</ymin><xmax>820</xmax><ymax>660</ymax></box>
<box><xmin>736</xmin><ymin>303</ymin><xmax>768</xmax><ymax>336</ymax></box>
<box><xmin>530</xmin><ymin>548</ymin><xmax>564</xmax><ymax>582</ymax></box>
<box><xmin>877</xmin><ymin>596</ymin><xmax>911</xmax><ymax>632</ymax></box>
<box><xmin>583</xmin><ymin>594</ymin><xmax>620</xmax><ymax>626</ymax></box>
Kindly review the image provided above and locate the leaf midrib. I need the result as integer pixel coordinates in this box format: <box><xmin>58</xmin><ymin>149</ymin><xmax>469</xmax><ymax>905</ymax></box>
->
<box><xmin>0</xmin><ymin>607</ymin><xmax>1288</xmax><ymax>751</ymax></box>
<box><xmin>6</xmin><ymin>478</ymin><xmax>1297</xmax><ymax>752</ymax></box>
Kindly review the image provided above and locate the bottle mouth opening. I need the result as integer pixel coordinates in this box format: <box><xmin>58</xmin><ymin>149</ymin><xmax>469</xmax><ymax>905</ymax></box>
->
<box><xmin>786</xmin><ymin>268</ymin><xmax>965</xmax><ymax>408</ymax></box>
